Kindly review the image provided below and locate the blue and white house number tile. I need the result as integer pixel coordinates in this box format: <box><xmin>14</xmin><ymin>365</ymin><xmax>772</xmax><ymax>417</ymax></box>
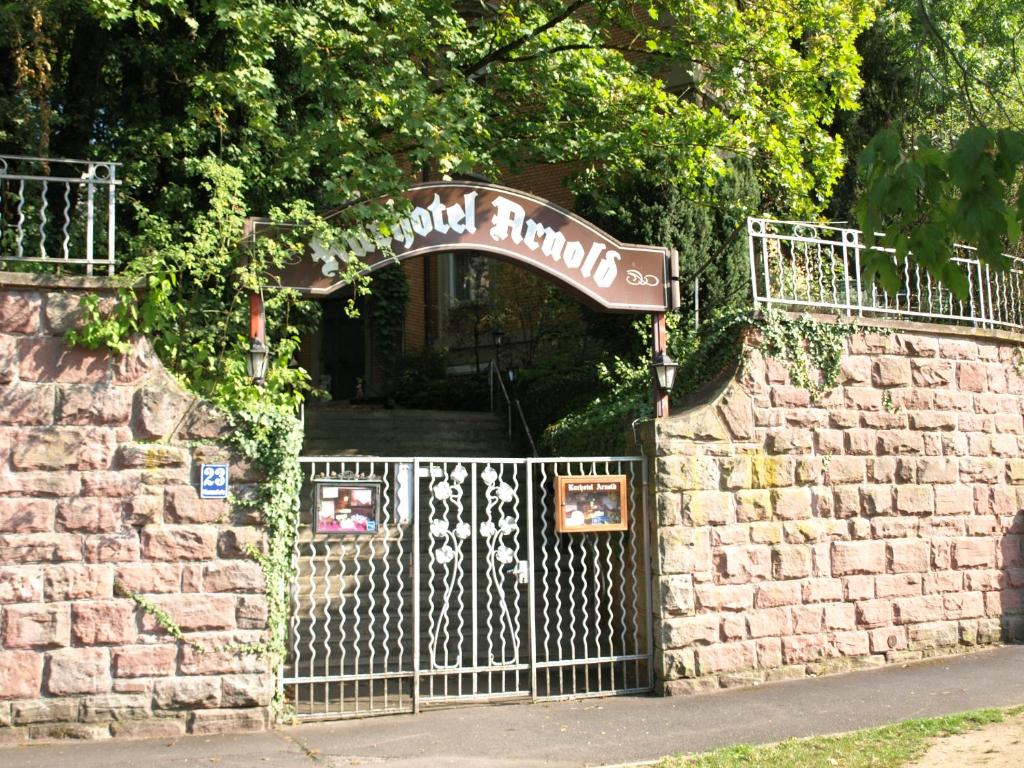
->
<box><xmin>199</xmin><ymin>463</ymin><xmax>230</xmax><ymax>499</ymax></box>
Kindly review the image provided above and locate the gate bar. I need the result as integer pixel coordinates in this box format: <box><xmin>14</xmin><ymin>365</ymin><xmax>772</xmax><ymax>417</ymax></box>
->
<box><xmin>412</xmin><ymin>458</ymin><xmax>421</xmax><ymax>714</ymax></box>
<box><xmin>526</xmin><ymin>459</ymin><xmax>538</xmax><ymax>701</ymax></box>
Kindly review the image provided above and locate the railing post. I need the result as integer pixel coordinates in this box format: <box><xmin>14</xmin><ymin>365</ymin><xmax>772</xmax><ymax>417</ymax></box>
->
<box><xmin>85</xmin><ymin>164</ymin><xmax>95</xmax><ymax>276</ymax></box>
<box><xmin>747</xmin><ymin>217</ymin><xmax>759</xmax><ymax>308</ymax></box>
<box><xmin>852</xmin><ymin>228</ymin><xmax>863</xmax><ymax>317</ymax></box>
<box><xmin>107</xmin><ymin>164</ymin><xmax>117</xmax><ymax>275</ymax></box>
<box><xmin>975</xmin><ymin>261</ymin><xmax>986</xmax><ymax>328</ymax></box>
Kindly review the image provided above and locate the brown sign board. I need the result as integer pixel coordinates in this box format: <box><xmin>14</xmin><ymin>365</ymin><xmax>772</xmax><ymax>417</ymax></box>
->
<box><xmin>269</xmin><ymin>182</ymin><xmax>678</xmax><ymax>313</ymax></box>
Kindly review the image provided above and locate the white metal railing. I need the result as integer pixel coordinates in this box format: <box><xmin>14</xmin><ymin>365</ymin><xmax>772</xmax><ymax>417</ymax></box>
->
<box><xmin>0</xmin><ymin>154</ymin><xmax>120</xmax><ymax>275</ymax></box>
<box><xmin>748</xmin><ymin>217</ymin><xmax>1024</xmax><ymax>332</ymax></box>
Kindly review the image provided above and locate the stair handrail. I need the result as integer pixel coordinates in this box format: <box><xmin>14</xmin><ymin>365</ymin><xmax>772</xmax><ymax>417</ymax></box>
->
<box><xmin>488</xmin><ymin>359</ymin><xmax>538</xmax><ymax>457</ymax></box>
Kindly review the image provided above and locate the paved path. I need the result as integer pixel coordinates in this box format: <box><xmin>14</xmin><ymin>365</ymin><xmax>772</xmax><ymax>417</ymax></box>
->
<box><xmin>5</xmin><ymin>645</ymin><xmax>1024</xmax><ymax>767</ymax></box>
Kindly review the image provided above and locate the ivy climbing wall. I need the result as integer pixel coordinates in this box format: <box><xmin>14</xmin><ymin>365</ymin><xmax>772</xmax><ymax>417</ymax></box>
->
<box><xmin>649</xmin><ymin>317</ymin><xmax>1024</xmax><ymax>694</ymax></box>
<box><xmin>0</xmin><ymin>275</ymin><xmax>273</xmax><ymax>743</ymax></box>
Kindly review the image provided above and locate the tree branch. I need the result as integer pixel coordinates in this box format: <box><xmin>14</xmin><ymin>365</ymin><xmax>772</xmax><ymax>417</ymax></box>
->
<box><xmin>462</xmin><ymin>0</ymin><xmax>591</xmax><ymax>78</ymax></box>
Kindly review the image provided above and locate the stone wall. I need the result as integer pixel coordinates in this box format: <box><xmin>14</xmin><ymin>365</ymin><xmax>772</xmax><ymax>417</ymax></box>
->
<box><xmin>651</xmin><ymin>318</ymin><xmax>1024</xmax><ymax>694</ymax></box>
<box><xmin>0</xmin><ymin>275</ymin><xmax>272</xmax><ymax>742</ymax></box>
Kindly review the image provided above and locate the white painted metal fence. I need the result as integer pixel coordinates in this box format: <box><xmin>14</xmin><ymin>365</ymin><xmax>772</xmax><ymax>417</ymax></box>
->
<box><xmin>748</xmin><ymin>217</ymin><xmax>1024</xmax><ymax>332</ymax></box>
<box><xmin>0</xmin><ymin>155</ymin><xmax>119</xmax><ymax>275</ymax></box>
<box><xmin>282</xmin><ymin>456</ymin><xmax>652</xmax><ymax>720</ymax></box>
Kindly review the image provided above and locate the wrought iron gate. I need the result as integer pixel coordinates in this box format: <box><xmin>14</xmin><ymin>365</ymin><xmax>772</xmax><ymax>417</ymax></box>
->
<box><xmin>282</xmin><ymin>456</ymin><xmax>652</xmax><ymax>720</ymax></box>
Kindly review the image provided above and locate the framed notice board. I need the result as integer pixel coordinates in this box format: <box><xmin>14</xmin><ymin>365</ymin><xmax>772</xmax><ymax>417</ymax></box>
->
<box><xmin>554</xmin><ymin>475</ymin><xmax>628</xmax><ymax>533</ymax></box>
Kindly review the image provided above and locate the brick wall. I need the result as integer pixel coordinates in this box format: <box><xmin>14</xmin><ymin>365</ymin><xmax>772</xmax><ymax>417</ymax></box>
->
<box><xmin>651</xmin><ymin>318</ymin><xmax>1024</xmax><ymax>694</ymax></box>
<box><xmin>0</xmin><ymin>275</ymin><xmax>272</xmax><ymax>742</ymax></box>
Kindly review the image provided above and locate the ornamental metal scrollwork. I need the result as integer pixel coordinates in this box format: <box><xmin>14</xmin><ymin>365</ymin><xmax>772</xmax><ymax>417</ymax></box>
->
<box><xmin>626</xmin><ymin>269</ymin><xmax>660</xmax><ymax>286</ymax></box>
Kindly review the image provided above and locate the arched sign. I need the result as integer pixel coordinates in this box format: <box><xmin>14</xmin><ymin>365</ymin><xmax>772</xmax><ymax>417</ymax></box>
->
<box><xmin>271</xmin><ymin>181</ymin><xmax>679</xmax><ymax>313</ymax></box>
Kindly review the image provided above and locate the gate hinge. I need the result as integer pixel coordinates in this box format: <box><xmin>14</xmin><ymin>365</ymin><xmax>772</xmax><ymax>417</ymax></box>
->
<box><xmin>516</xmin><ymin>560</ymin><xmax>530</xmax><ymax>585</ymax></box>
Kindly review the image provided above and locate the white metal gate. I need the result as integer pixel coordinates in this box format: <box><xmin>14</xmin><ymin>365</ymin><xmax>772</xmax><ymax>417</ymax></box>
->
<box><xmin>282</xmin><ymin>456</ymin><xmax>652</xmax><ymax>720</ymax></box>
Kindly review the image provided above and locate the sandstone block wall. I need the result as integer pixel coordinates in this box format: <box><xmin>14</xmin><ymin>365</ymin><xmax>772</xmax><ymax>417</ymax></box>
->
<box><xmin>652</xmin><ymin>319</ymin><xmax>1024</xmax><ymax>694</ymax></box>
<box><xmin>0</xmin><ymin>276</ymin><xmax>272</xmax><ymax>743</ymax></box>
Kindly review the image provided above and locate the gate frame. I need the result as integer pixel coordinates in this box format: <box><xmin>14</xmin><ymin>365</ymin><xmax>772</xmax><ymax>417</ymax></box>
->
<box><xmin>283</xmin><ymin>454</ymin><xmax>653</xmax><ymax>719</ymax></box>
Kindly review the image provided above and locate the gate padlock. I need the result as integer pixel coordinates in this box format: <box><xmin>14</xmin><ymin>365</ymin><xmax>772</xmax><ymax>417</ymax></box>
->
<box><xmin>515</xmin><ymin>560</ymin><xmax>530</xmax><ymax>584</ymax></box>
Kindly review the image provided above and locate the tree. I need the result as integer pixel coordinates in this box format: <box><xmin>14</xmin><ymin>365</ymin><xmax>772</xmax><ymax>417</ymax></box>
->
<box><xmin>0</xmin><ymin>0</ymin><xmax>875</xmax><ymax>406</ymax></box>
<box><xmin>843</xmin><ymin>1</ymin><xmax>1024</xmax><ymax>294</ymax></box>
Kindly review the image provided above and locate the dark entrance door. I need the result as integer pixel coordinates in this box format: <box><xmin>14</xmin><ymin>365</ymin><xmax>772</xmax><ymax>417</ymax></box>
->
<box><xmin>320</xmin><ymin>296</ymin><xmax>366</xmax><ymax>401</ymax></box>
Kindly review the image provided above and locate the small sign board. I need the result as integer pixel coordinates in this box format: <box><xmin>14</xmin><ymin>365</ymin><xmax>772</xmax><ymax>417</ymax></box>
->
<box><xmin>200</xmin><ymin>463</ymin><xmax>230</xmax><ymax>499</ymax></box>
<box><xmin>314</xmin><ymin>480</ymin><xmax>382</xmax><ymax>535</ymax></box>
<box><xmin>554</xmin><ymin>475</ymin><xmax>628</xmax><ymax>533</ymax></box>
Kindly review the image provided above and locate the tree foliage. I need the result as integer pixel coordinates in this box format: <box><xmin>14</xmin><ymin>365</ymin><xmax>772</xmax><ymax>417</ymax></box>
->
<box><xmin>846</xmin><ymin>1</ymin><xmax>1024</xmax><ymax>293</ymax></box>
<box><xmin>1</xmin><ymin>0</ymin><xmax>875</xmax><ymax>409</ymax></box>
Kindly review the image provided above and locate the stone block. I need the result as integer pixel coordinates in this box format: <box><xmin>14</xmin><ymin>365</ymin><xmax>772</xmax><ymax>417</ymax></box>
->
<box><xmin>0</xmin><ymin>533</ymin><xmax>81</xmax><ymax>564</ymax></box>
<box><xmin>203</xmin><ymin>561</ymin><xmax>264</xmax><ymax>594</ymax></box>
<box><xmin>58</xmin><ymin>385</ymin><xmax>133</xmax><ymax>426</ymax></box>
<box><xmin>824</xmin><ymin>603</ymin><xmax>856</xmax><ymax>630</ymax></box>
<box><xmin>716</xmin><ymin>388</ymin><xmax>754</xmax><ymax>440</ymax></box>
<box><xmin>746</xmin><ymin>608</ymin><xmax>792</xmax><ymax>639</ymax></box>
<box><xmin>825</xmin><ymin>457</ymin><xmax>865</xmax><ymax>485</ymax></box>
<box><xmin>0</xmin><ymin>384</ymin><xmax>56</xmax><ymax>426</ymax></box>
<box><xmin>754</xmin><ymin>582</ymin><xmax>801</xmax><ymax>608</ymax></box>
<box><xmin>43</xmin><ymin>564</ymin><xmax>113</xmax><ymax>602</ymax></box>
<box><xmin>141</xmin><ymin>525</ymin><xmax>218</xmax><ymax>561</ymax></box>
<box><xmin>220</xmin><ymin>674</ymin><xmax>272</xmax><ymax>708</ymax></box>
<box><xmin>72</xmin><ymin>600</ymin><xmax>138</xmax><ymax>645</ymax></box>
<box><xmin>894</xmin><ymin>485</ymin><xmax>934</xmax><ymax>515</ymax></box>
<box><xmin>46</xmin><ymin>647</ymin><xmax>111</xmax><ymax>695</ymax></box>
<box><xmin>876</xmin><ymin>573</ymin><xmax>924</xmax><ymax>599</ymax></box>
<box><xmin>0</xmin><ymin>650</ymin><xmax>42</xmax><ymax>700</ymax></box>
<box><xmin>111</xmin><ymin>644</ymin><xmax>178</xmax><ymax>678</ymax></box>
<box><xmin>57</xmin><ymin>498</ymin><xmax>122</xmax><ymax>533</ymax></box>
<box><xmin>878</xmin><ymin>430</ymin><xmax>925</xmax><ymax>455</ymax></box>
<box><xmin>952</xmin><ymin>538</ymin><xmax>996</xmax><ymax>569</ymax></box>
<box><xmin>179</xmin><ymin>634</ymin><xmax>265</xmax><ymax>675</ymax></box>
<box><xmin>110</xmin><ymin>719</ymin><xmax>187</xmax><ymax>739</ymax></box>
<box><xmin>657</xmin><ymin>574</ymin><xmax>695</xmax><ymax>616</ymax></box>
<box><xmin>236</xmin><ymin>595</ymin><xmax>269</xmax><ymax>629</ymax></box>
<box><xmin>3</xmin><ymin>603</ymin><xmax>70</xmax><ymax>648</ymax></box>
<box><xmin>856</xmin><ymin>599</ymin><xmax>893</xmax><ymax>628</ymax></box>
<box><xmin>12</xmin><ymin>698</ymin><xmax>80</xmax><ymax>724</ymax></box>
<box><xmin>118</xmin><ymin>444</ymin><xmax>189</xmax><ymax>469</ymax></box>
<box><xmin>188</xmin><ymin>707</ymin><xmax>266</xmax><ymax>735</ymax></box>
<box><xmin>0</xmin><ymin>498</ymin><xmax>55</xmax><ymax>533</ymax></box>
<box><xmin>657</xmin><ymin>526</ymin><xmax>711</xmax><ymax>575</ymax></box>
<box><xmin>134</xmin><ymin>383</ymin><xmax>193</xmax><ymax>440</ymax></box>
<box><xmin>957</xmin><ymin>361</ymin><xmax>988</xmax><ymax>392</ymax></box>
<box><xmin>781</xmin><ymin>634</ymin><xmax>828</xmax><ymax>664</ymax></box>
<box><xmin>140</xmin><ymin>594</ymin><xmax>237</xmax><ymax>633</ymax></box>
<box><xmin>164</xmin><ymin>486</ymin><xmax>228</xmax><ymax>525</ymax></box>
<box><xmin>907</xmin><ymin>621</ymin><xmax>959</xmax><ymax>650</ymax></box>
<box><xmin>736</xmin><ymin>490</ymin><xmax>771</xmax><ymax>522</ymax></box>
<box><xmin>682</xmin><ymin>490</ymin><xmax>733</xmax><ymax>526</ymax></box>
<box><xmin>942</xmin><ymin>592</ymin><xmax>985</xmax><ymax>620</ymax></box>
<box><xmin>694</xmin><ymin>584</ymin><xmax>753</xmax><ymax>612</ymax></box>
<box><xmin>153</xmin><ymin>677</ymin><xmax>221</xmax><ymax>710</ymax></box>
<box><xmin>873</xmin><ymin>358</ymin><xmax>911</xmax><ymax>387</ymax></box>
<box><xmin>888</xmin><ymin>540</ymin><xmax>930</xmax><ymax>573</ymax></box>
<box><xmin>0</xmin><ymin>470</ymin><xmax>82</xmax><ymax>498</ymax></box>
<box><xmin>792</xmin><ymin>605</ymin><xmax>824</xmax><ymax>634</ymax></box>
<box><xmin>0</xmin><ymin>292</ymin><xmax>41</xmax><ymax>334</ymax></box>
<box><xmin>802</xmin><ymin>577</ymin><xmax>843</xmax><ymax>606</ymax></box>
<box><xmin>11</xmin><ymin>428</ymin><xmax>116</xmax><ymax>471</ymax></box>
<box><xmin>771</xmin><ymin>487</ymin><xmax>811</xmax><ymax>520</ymax></box>
<box><xmin>912</xmin><ymin>359</ymin><xmax>954</xmax><ymax>387</ymax></box>
<box><xmin>846</xmin><ymin>430</ymin><xmax>877</xmax><ymax>457</ymax></box>
<box><xmin>859</xmin><ymin>486</ymin><xmax>893</xmax><ymax>517</ymax></box>
<box><xmin>772</xmin><ymin>545</ymin><xmax>811</xmax><ymax>580</ymax></box>
<box><xmin>844</xmin><ymin>575</ymin><xmax>875</xmax><ymax>601</ymax></box>
<box><xmin>84</xmin><ymin>532</ymin><xmax>140</xmax><ymax>563</ymax></box>
<box><xmin>893</xmin><ymin>595</ymin><xmax>945</xmax><ymax>624</ymax></box>
<box><xmin>0</xmin><ymin>567</ymin><xmax>44</xmax><ymax>603</ymax></box>
<box><xmin>750</xmin><ymin>456</ymin><xmax>794</xmax><ymax>488</ymax></box>
<box><xmin>80</xmin><ymin>693</ymin><xmax>151</xmax><ymax>722</ymax></box>
<box><xmin>832</xmin><ymin>541</ymin><xmax>886</xmax><ymax>576</ymax></box>
<box><xmin>714</xmin><ymin>545</ymin><xmax>771</xmax><ymax>585</ymax></box>
<box><xmin>661</xmin><ymin>615</ymin><xmax>720</xmax><ymax>647</ymax></box>
<box><xmin>696</xmin><ymin>641</ymin><xmax>756</xmax><ymax>675</ymax></box>
<box><xmin>19</xmin><ymin>336</ymin><xmax>112</xmax><ymax>383</ymax></box>
<box><xmin>831</xmin><ymin>630</ymin><xmax>870</xmax><ymax>656</ymax></box>
<box><xmin>840</xmin><ymin>356</ymin><xmax>871</xmax><ymax>384</ymax></box>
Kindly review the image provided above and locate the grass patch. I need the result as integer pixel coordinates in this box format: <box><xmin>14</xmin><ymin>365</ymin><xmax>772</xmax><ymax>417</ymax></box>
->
<box><xmin>659</xmin><ymin>706</ymin><xmax>1024</xmax><ymax>768</ymax></box>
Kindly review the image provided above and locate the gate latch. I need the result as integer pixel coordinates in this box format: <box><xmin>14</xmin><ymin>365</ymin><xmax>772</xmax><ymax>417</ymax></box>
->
<box><xmin>515</xmin><ymin>560</ymin><xmax>530</xmax><ymax>585</ymax></box>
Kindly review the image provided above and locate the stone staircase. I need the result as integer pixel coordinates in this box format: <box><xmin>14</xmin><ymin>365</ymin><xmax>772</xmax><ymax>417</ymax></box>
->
<box><xmin>301</xmin><ymin>405</ymin><xmax>517</xmax><ymax>457</ymax></box>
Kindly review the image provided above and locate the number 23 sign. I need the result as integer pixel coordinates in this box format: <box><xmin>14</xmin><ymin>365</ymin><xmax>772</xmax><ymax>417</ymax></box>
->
<box><xmin>200</xmin><ymin>463</ymin><xmax>229</xmax><ymax>499</ymax></box>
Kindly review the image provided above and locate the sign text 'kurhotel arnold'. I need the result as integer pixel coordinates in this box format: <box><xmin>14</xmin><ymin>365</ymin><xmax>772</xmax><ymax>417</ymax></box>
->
<box><xmin>273</xmin><ymin>182</ymin><xmax>678</xmax><ymax>312</ymax></box>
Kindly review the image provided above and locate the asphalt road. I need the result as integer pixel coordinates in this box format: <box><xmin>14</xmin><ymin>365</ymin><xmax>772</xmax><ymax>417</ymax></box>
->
<box><xmin>5</xmin><ymin>644</ymin><xmax>1024</xmax><ymax>767</ymax></box>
